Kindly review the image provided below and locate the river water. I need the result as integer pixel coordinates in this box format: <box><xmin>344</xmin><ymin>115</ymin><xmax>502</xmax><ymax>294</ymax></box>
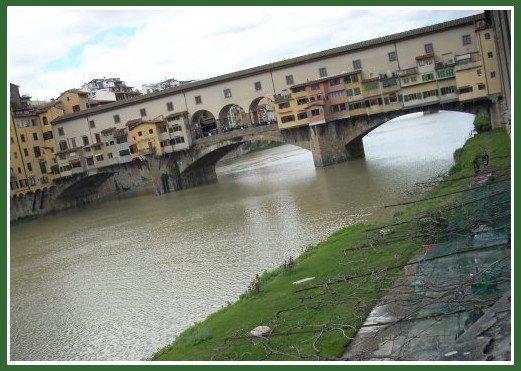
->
<box><xmin>9</xmin><ymin>111</ymin><xmax>474</xmax><ymax>361</ymax></box>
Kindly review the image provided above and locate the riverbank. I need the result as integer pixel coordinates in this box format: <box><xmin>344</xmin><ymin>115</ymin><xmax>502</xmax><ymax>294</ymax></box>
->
<box><xmin>150</xmin><ymin>128</ymin><xmax>511</xmax><ymax>361</ymax></box>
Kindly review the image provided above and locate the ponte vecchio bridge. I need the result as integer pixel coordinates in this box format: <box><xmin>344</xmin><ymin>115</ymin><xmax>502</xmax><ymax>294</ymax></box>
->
<box><xmin>50</xmin><ymin>13</ymin><xmax>505</xmax><ymax>198</ymax></box>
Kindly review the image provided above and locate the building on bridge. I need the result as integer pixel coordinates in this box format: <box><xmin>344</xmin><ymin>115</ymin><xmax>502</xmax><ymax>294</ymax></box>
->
<box><xmin>10</xmin><ymin>12</ymin><xmax>511</xmax><ymax>199</ymax></box>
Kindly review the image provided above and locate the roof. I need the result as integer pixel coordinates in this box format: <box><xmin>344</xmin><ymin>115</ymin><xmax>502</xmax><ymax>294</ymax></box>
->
<box><xmin>52</xmin><ymin>13</ymin><xmax>484</xmax><ymax>124</ymax></box>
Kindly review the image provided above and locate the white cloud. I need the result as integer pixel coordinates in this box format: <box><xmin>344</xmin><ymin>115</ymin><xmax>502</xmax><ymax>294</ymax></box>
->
<box><xmin>8</xmin><ymin>6</ymin><xmax>483</xmax><ymax>100</ymax></box>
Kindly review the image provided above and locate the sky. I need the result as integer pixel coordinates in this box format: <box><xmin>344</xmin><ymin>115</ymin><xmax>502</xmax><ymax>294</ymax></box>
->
<box><xmin>7</xmin><ymin>6</ymin><xmax>486</xmax><ymax>101</ymax></box>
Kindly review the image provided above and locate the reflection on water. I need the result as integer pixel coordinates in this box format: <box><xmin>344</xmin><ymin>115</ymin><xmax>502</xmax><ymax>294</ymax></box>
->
<box><xmin>9</xmin><ymin>111</ymin><xmax>474</xmax><ymax>361</ymax></box>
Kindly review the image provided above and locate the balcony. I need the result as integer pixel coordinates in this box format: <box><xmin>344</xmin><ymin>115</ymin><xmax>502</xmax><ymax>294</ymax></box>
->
<box><xmin>396</xmin><ymin>67</ymin><xmax>418</xmax><ymax>77</ymax></box>
<box><xmin>273</xmin><ymin>93</ymin><xmax>292</xmax><ymax>103</ymax></box>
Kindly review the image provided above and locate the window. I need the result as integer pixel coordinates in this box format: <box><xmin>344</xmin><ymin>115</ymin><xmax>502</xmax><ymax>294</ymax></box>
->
<box><xmin>484</xmin><ymin>32</ymin><xmax>491</xmax><ymax>40</ymax></box>
<box><xmin>224</xmin><ymin>89</ymin><xmax>232</xmax><ymax>98</ymax></box>
<box><xmin>328</xmin><ymin>91</ymin><xmax>343</xmax><ymax>99</ymax></box>
<box><xmin>440</xmin><ymin>86</ymin><xmax>456</xmax><ymax>95</ymax></box>
<box><xmin>23</xmin><ymin>148</ymin><xmax>29</xmax><ymax>156</ymax></box>
<box><xmin>32</xmin><ymin>133</ymin><xmax>38</xmax><ymax>140</ymax></box>
<box><xmin>21</xmin><ymin>134</ymin><xmax>26</xmax><ymax>143</ymax></box>
<box><xmin>365</xmin><ymin>82</ymin><xmax>378</xmax><ymax>90</ymax></box>
<box><xmin>70</xmin><ymin>137</ymin><xmax>77</xmax><ymax>148</ymax></box>
<box><xmin>86</xmin><ymin>157</ymin><xmax>94</xmax><ymax>166</ymax></box>
<box><xmin>319</xmin><ymin>67</ymin><xmax>327</xmax><ymax>77</ymax></box>
<box><xmin>140</xmin><ymin>108</ymin><xmax>147</xmax><ymax>117</ymax></box>
<box><xmin>119</xmin><ymin>149</ymin><xmax>131</xmax><ymax>156</ymax></box>
<box><xmin>95</xmin><ymin>154</ymin><xmax>104</xmax><ymax>161</ymax></box>
<box><xmin>72</xmin><ymin>105</ymin><xmax>80</xmax><ymax>112</ymax></box>
<box><xmin>42</xmin><ymin>117</ymin><xmax>48</xmax><ymax>125</ymax></box>
<box><xmin>27</xmin><ymin>163</ymin><xmax>32</xmax><ymax>172</ymax></box>
<box><xmin>254</xmin><ymin>81</ymin><xmax>262</xmax><ymax>91</ymax></box>
<box><xmin>82</xmin><ymin>135</ymin><xmax>89</xmax><ymax>146</ymax></box>
<box><xmin>478</xmin><ymin>83</ymin><xmax>486</xmax><ymax>90</ymax></box>
<box><xmin>329</xmin><ymin>78</ymin><xmax>341</xmax><ymax>86</ymax></box>
<box><xmin>458</xmin><ymin>86</ymin><xmax>473</xmax><ymax>94</ymax></box>
<box><xmin>353</xmin><ymin>59</ymin><xmax>362</xmax><ymax>70</ymax></box>
<box><xmin>39</xmin><ymin>162</ymin><xmax>47</xmax><ymax>174</ymax></box>
<box><xmin>33</xmin><ymin>146</ymin><xmax>41</xmax><ymax>158</ymax></box>
<box><xmin>345</xmin><ymin>74</ymin><xmax>358</xmax><ymax>84</ymax></box>
<box><xmin>488</xmin><ymin>51</ymin><xmax>493</xmax><ymax>58</ymax></box>
<box><xmin>166</xmin><ymin>102</ymin><xmax>174</xmax><ymax>111</ymax></box>
<box><xmin>388</xmin><ymin>51</ymin><xmax>397</xmax><ymax>62</ymax></box>
<box><xmin>422</xmin><ymin>73</ymin><xmax>435</xmax><ymax>82</ymax></box>
<box><xmin>437</xmin><ymin>69</ymin><xmax>454</xmax><ymax>79</ymax></box>
<box><xmin>297</xmin><ymin>97</ymin><xmax>309</xmax><ymax>105</ymax></box>
<box><xmin>149</xmin><ymin>129</ymin><xmax>154</xmax><ymax>134</ymax></box>
<box><xmin>172</xmin><ymin>125</ymin><xmax>182</xmax><ymax>132</ymax></box>
<box><xmin>43</xmin><ymin>131</ymin><xmax>53</xmax><ymax>141</ymax></box>
<box><xmin>424</xmin><ymin>43</ymin><xmax>434</xmax><ymax>54</ymax></box>
<box><xmin>18</xmin><ymin>167</ymin><xmax>22</xmax><ymax>174</ymax></box>
<box><xmin>195</xmin><ymin>95</ymin><xmax>202</xmax><ymax>104</ymax></box>
<box><xmin>278</xmin><ymin>102</ymin><xmax>290</xmax><ymax>109</ymax></box>
<box><xmin>490</xmin><ymin>71</ymin><xmax>496</xmax><ymax>78</ymax></box>
<box><xmin>113</xmin><ymin>114</ymin><xmax>121</xmax><ymax>124</ymax></box>
<box><xmin>330</xmin><ymin>103</ymin><xmax>347</xmax><ymax>112</ymax></box>
<box><xmin>311</xmin><ymin>84</ymin><xmax>320</xmax><ymax>91</ymax></box>
<box><xmin>285</xmin><ymin>75</ymin><xmax>294</xmax><ymax>85</ymax></box>
<box><xmin>462</xmin><ymin>34</ymin><xmax>472</xmax><ymax>45</ymax></box>
<box><xmin>108</xmin><ymin>153</ymin><xmax>114</xmax><ymax>159</ymax></box>
<box><xmin>297</xmin><ymin>112</ymin><xmax>308</xmax><ymax>120</ymax></box>
<box><xmin>138</xmin><ymin>131</ymin><xmax>143</xmax><ymax>137</ymax></box>
<box><xmin>281</xmin><ymin>115</ymin><xmax>295</xmax><ymax>123</ymax></box>
<box><xmin>382</xmin><ymin>78</ymin><xmax>397</xmax><ymax>88</ymax></box>
<box><xmin>59</xmin><ymin>140</ymin><xmax>68</xmax><ymax>151</ymax></box>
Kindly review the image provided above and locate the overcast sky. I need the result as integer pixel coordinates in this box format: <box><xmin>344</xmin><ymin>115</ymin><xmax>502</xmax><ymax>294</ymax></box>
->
<box><xmin>8</xmin><ymin>6</ymin><xmax>485</xmax><ymax>101</ymax></box>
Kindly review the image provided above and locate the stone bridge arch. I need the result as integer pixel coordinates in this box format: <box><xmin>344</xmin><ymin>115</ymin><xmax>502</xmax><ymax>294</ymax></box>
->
<box><xmin>218</xmin><ymin>103</ymin><xmax>250</xmax><ymax>131</ymax></box>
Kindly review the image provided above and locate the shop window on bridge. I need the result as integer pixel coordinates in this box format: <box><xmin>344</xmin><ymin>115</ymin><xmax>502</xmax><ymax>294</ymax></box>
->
<box><xmin>297</xmin><ymin>97</ymin><xmax>309</xmax><ymax>105</ymax></box>
<box><xmin>281</xmin><ymin>115</ymin><xmax>295</xmax><ymax>123</ymax></box>
<box><xmin>440</xmin><ymin>86</ymin><xmax>456</xmax><ymax>95</ymax></box>
<box><xmin>311</xmin><ymin>84</ymin><xmax>320</xmax><ymax>91</ymax></box>
<box><xmin>119</xmin><ymin>149</ymin><xmax>130</xmax><ymax>157</ymax></box>
<box><xmin>423</xmin><ymin>89</ymin><xmax>438</xmax><ymax>98</ymax></box>
<box><xmin>310</xmin><ymin>109</ymin><xmax>322</xmax><ymax>116</ymax></box>
<box><xmin>297</xmin><ymin>112</ymin><xmax>308</xmax><ymax>120</ymax></box>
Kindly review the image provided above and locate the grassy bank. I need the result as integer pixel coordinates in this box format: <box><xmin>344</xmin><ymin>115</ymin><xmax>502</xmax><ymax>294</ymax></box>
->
<box><xmin>151</xmin><ymin>128</ymin><xmax>511</xmax><ymax>361</ymax></box>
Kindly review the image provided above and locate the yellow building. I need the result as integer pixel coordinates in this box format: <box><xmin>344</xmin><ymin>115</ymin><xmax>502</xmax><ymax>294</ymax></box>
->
<box><xmin>126</xmin><ymin>118</ymin><xmax>164</xmax><ymax>158</ymax></box>
<box><xmin>10</xmin><ymin>101</ymin><xmax>64</xmax><ymax>197</ymax></box>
